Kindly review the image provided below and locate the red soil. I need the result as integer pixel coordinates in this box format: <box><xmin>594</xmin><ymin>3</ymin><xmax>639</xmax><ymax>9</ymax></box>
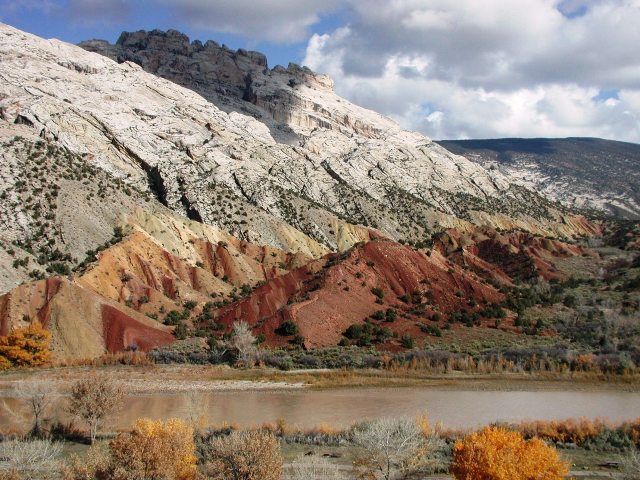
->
<box><xmin>436</xmin><ymin>228</ymin><xmax>596</xmax><ymax>282</ymax></box>
<box><xmin>101</xmin><ymin>304</ymin><xmax>174</xmax><ymax>353</ymax></box>
<box><xmin>210</xmin><ymin>239</ymin><xmax>504</xmax><ymax>348</ymax></box>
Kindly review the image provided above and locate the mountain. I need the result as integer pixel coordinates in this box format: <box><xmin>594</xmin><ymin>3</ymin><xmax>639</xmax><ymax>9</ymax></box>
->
<box><xmin>73</xmin><ymin>29</ymin><xmax>596</xmax><ymax>238</ymax></box>
<box><xmin>438</xmin><ymin>138</ymin><xmax>640</xmax><ymax>219</ymax></box>
<box><xmin>0</xmin><ymin>25</ymin><xmax>604</xmax><ymax>360</ymax></box>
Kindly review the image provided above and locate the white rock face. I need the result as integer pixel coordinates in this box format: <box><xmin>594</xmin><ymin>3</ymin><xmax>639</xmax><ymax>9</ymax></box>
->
<box><xmin>0</xmin><ymin>24</ymin><xmax>585</xmax><ymax>253</ymax></box>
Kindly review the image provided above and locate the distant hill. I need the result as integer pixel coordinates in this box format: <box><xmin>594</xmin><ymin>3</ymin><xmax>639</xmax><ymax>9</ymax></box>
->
<box><xmin>437</xmin><ymin>137</ymin><xmax>640</xmax><ymax>219</ymax></box>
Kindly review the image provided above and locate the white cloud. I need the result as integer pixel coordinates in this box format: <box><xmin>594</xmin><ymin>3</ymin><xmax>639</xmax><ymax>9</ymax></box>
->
<box><xmin>158</xmin><ymin>0</ymin><xmax>340</xmax><ymax>44</ymax></box>
<box><xmin>303</xmin><ymin>0</ymin><xmax>640</xmax><ymax>141</ymax></box>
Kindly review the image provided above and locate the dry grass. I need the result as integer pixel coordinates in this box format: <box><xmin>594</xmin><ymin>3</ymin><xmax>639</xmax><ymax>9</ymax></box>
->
<box><xmin>2</xmin><ymin>363</ymin><xmax>640</xmax><ymax>395</ymax></box>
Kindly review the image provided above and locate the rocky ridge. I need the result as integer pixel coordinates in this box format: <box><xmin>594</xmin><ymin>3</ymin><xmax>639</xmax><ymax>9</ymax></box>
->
<box><xmin>0</xmin><ymin>24</ymin><xmax>593</xmax><ymax>254</ymax></box>
<box><xmin>0</xmin><ymin>25</ymin><xmax>607</xmax><ymax>360</ymax></box>
<box><xmin>439</xmin><ymin>138</ymin><xmax>640</xmax><ymax>220</ymax></box>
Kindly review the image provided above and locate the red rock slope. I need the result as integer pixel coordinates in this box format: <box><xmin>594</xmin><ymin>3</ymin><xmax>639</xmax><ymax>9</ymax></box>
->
<box><xmin>210</xmin><ymin>238</ymin><xmax>505</xmax><ymax>349</ymax></box>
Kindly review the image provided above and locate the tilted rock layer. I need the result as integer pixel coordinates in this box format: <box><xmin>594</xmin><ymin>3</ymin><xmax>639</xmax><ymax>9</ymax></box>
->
<box><xmin>0</xmin><ymin>25</ymin><xmax>605</xmax><ymax>359</ymax></box>
<box><xmin>0</xmin><ymin>24</ymin><xmax>595</xmax><ymax>259</ymax></box>
<box><xmin>439</xmin><ymin>138</ymin><xmax>640</xmax><ymax>220</ymax></box>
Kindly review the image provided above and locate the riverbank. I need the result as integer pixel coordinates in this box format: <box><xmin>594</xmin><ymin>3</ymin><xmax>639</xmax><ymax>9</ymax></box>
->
<box><xmin>2</xmin><ymin>365</ymin><xmax>640</xmax><ymax>436</ymax></box>
<box><xmin>2</xmin><ymin>364</ymin><xmax>640</xmax><ymax>394</ymax></box>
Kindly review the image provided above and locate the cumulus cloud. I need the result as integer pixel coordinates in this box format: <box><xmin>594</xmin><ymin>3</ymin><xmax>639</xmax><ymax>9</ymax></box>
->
<box><xmin>303</xmin><ymin>0</ymin><xmax>640</xmax><ymax>141</ymax></box>
<box><xmin>157</xmin><ymin>0</ymin><xmax>341</xmax><ymax>44</ymax></box>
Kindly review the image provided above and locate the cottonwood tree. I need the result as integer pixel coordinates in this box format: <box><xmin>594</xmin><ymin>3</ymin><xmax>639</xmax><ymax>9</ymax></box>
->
<box><xmin>67</xmin><ymin>374</ymin><xmax>125</xmax><ymax>444</ymax></box>
<box><xmin>0</xmin><ymin>322</ymin><xmax>51</xmax><ymax>369</ymax></box>
<box><xmin>352</xmin><ymin>416</ymin><xmax>433</xmax><ymax>480</ymax></box>
<box><xmin>16</xmin><ymin>380</ymin><xmax>55</xmax><ymax>437</ymax></box>
<box><xmin>452</xmin><ymin>426</ymin><xmax>569</xmax><ymax>480</ymax></box>
<box><xmin>228</xmin><ymin>321</ymin><xmax>257</xmax><ymax>365</ymax></box>
<box><xmin>203</xmin><ymin>429</ymin><xmax>283</xmax><ymax>480</ymax></box>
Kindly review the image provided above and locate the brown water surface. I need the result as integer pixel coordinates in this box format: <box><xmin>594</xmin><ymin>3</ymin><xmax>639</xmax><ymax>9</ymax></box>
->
<box><xmin>2</xmin><ymin>387</ymin><xmax>640</xmax><ymax>432</ymax></box>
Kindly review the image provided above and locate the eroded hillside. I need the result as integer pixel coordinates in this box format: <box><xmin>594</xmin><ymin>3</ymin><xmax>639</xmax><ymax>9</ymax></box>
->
<box><xmin>0</xmin><ymin>24</ymin><xmax>616</xmax><ymax>362</ymax></box>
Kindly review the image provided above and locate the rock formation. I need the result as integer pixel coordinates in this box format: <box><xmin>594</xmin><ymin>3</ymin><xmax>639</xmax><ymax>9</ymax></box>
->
<box><xmin>0</xmin><ymin>25</ymin><xmax>607</xmax><ymax>359</ymax></box>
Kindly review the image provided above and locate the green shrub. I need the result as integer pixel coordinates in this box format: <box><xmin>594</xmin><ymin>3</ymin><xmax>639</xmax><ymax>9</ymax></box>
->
<box><xmin>385</xmin><ymin>308</ymin><xmax>397</xmax><ymax>322</ymax></box>
<box><xmin>401</xmin><ymin>333</ymin><xmax>414</xmax><ymax>348</ymax></box>
<box><xmin>174</xmin><ymin>322</ymin><xmax>188</xmax><ymax>340</ymax></box>
<box><xmin>275</xmin><ymin>320</ymin><xmax>299</xmax><ymax>336</ymax></box>
<box><xmin>419</xmin><ymin>323</ymin><xmax>442</xmax><ymax>337</ymax></box>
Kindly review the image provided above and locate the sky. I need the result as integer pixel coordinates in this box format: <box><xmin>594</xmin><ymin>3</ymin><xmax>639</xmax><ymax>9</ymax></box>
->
<box><xmin>1</xmin><ymin>0</ymin><xmax>640</xmax><ymax>142</ymax></box>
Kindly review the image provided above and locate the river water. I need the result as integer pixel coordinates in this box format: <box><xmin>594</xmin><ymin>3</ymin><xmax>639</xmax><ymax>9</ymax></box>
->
<box><xmin>3</xmin><ymin>387</ymin><xmax>639</xmax><ymax>431</ymax></box>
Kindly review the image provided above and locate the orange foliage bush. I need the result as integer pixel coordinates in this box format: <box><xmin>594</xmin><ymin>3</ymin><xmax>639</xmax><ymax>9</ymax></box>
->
<box><xmin>109</xmin><ymin>418</ymin><xmax>197</xmax><ymax>480</ymax></box>
<box><xmin>518</xmin><ymin>417</ymin><xmax>608</xmax><ymax>444</ymax></box>
<box><xmin>452</xmin><ymin>426</ymin><xmax>569</xmax><ymax>480</ymax></box>
<box><xmin>0</xmin><ymin>322</ymin><xmax>51</xmax><ymax>369</ymax></box>
<box><xmin>621</xmin><ymin>418</ymin><xmax>640</xmax><ymax>445</ymax></box>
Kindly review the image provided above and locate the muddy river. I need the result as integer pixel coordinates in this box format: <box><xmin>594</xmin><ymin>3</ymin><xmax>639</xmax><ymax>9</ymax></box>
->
<box><xmin>3</xmin><ymin>387</ymin><xmax>640</xmax><ymax>431</ymax></box>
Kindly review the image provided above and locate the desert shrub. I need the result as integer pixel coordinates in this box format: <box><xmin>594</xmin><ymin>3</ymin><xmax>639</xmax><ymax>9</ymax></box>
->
<box><xmin>622</xmin><ymin>448</ymin><xmax>640</xmax><ymax>480</ymax></box>
<box><xmin>0</xmin><ymin>439</ymin><xmax>62</xmax><ymax>479</ymax></box>
<box><xmin>371</xmin><ymin>287</ymin><xmax>384</xmax><ymax>299</ymax></box>
<box><xmin>478</xmin><ymin>304</ymin><xmax>506</xmax><ymax>319</ymax></box>
<box><xmin>256</xmin><ymin>351</ymin><xmax>294</xmax><ymax>370</ymax></box>
<box><xmin>385</xmin><ymin>308</ymin><xmax>397</xmax><ymax>322</ymax></box>
<box><xmin>60</xmin><ymin>446</ymin><xmax>110</xmax><ymax>480</ymax></box>
<box><xmin>164</xmin><ymin>311</ymin><xmax>184</xmax><ymax>326</ymax></box>
<box><xmin>418</xmin><ymin>323</ymin><xmax>442</xmax><ymax>337</ymax></box>
<box><xmin>584</xmin><ymin>427</ymin><xmax>635</xmax><ymax>451</ymax></box>
<box><xmin>343</xmin><ymin>323</ymin><xmax>391</xmax><ymax>346</ymax></box>
<box><xmin>275</xmin><ymin>320</ymin><xmax>299</xmax><ymax>336</ymax></box>
<box><xmin>149</xmin><ymin>350</ymin><xmax>215</xmax><ymax>365</ymax></box>
<box><xmin>228</xmin><ymin>321</ymin><xmax>257</xmax><ymax>365</ymax></box>
<box><xmin>285</xmin><ymin>454</ymin><xmax>343</xmax><ymax>480</ymax></box>
<box><xmin>201</xmin><ymin>430</ymin><xmax>283</xmax><ymax>480</ymax></box>
<box><xmin>0</xmin><ymin>322</ymin><xmax>51</xmax><ymax>369</ymax></box>
<box><xmin>452</xmin><ymin>426</ymin><xmax>568</xmax><ymax>480</ymax></box>
<box><xmin>352</xmin><ymin>417</ymin><xmax>435</xmax><ymax>480</ymax></box>
<box><xmin>183</xmin><ymin>300</ymin><xmax>198</xmax><ymax>311</ymax></box>
<box><xmin>174</xmin><ymin>323</ymin><xmax>189</xmax><ymax>340</ymax></box>
<box><xmin>108</xmin><ymin>418</ymin><xmax>196</xmax><ymax>480</ymax></box>
<box><xmin>400</xmin><ymin>333</ymin><xmax>414</xmax><ymax>348</ymax></box>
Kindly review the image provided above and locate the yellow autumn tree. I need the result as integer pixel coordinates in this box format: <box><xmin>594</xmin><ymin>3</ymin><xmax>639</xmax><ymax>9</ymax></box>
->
<box><xmin>109</xmin><ymin>418</ymin><xmax>197</xmax><ymax>480</ymax></box>
<box><xmin>452</xmin><ymin>426</ymin><xmax>569</xmax><ymax>480</ymax></box>
<box><xmin>0</xmin><ymin>322</ymin><xmax>51</xmax><ymax>369</ymax></box>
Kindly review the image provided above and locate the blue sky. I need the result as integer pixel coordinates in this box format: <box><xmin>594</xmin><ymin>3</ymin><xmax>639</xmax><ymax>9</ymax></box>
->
<box><xmin>2</xmin><ymin>0</ymin><xmax>640</xmax><ymax>142</ymax></box>
<box><xmin>0</xmin><ymin>0</ymin><xmax>345</xmax><ymax>68</ymax></box>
